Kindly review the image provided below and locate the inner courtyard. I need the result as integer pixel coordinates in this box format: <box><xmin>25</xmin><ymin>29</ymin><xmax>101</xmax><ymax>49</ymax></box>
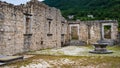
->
<box><xmin>0</xmin><ymin>0</ymin><xmax>120</xmax><ymax>68</ymax></box>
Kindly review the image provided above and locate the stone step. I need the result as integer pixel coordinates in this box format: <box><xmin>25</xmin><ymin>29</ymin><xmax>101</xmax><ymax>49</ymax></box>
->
<box><xmin>0</xmin><ymin>56</ymin><xmax>23</xmax><ymax>63</ymax></box>
<box><xmin>0</xmin><ymin>62</ymin><xmax>5</xmax><ymax>66</ymax></box>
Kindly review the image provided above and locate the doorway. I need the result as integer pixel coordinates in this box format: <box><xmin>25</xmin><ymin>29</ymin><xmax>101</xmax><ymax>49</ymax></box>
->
<box><xmin>71</xmin><ymin>26</ymin><xmax>79</xmax><ymax>40</ymax></box>
<box><xmin>70</xmin><ymin>24</ymin><xmax>79</xmax><ymax>40</ymax></box>
<box><xmin>102</xmin><ymin>23</ymin><xmax>113</xmax><ymax>40</ymax></box>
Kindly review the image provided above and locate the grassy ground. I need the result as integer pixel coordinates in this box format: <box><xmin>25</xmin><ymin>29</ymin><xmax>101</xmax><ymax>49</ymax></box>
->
<box><xmin>0</xmin><ymin>45</ymin><xmax>120</xmax><ymax>68</ymax></box>
<box><xmin>28</xmin><ymin>45</ymin><xmax>120</xmax><ymax>57</ymax></box>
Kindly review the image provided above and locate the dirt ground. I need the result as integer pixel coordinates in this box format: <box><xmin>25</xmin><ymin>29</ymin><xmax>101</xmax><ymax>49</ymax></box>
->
<box><xmin>1</xmin><ymin>45</ymin><xmax>120</xmax><ymax>68</ymax></box>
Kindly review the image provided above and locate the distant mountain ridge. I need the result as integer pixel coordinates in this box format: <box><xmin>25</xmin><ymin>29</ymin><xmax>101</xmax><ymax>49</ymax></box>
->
<box><xmin>43</xmin><ymin>0</ymin><xmax>120</xmax><ymax>25</ymax></box>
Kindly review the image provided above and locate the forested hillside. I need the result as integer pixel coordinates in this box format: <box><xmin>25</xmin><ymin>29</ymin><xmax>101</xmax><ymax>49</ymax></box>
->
<box><xmin>43</xmin><ymin>0</ymin><xmax>120</xmax><ymax>27</ymax></box>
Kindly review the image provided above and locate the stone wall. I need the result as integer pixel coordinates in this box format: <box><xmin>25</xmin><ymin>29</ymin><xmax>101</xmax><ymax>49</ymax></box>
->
<box><xmin>118</xmin><ymin>32</ymin><xmax>120</xmax><ymax>44</ymax></box>
<box><xmin>61</xmin><ymin>17</ymin><xmax>68</xmax><ymax>46</ymax></box>
<box><xmin>0</xmin><ymin>2</ymin><xmax>25</xmax><ymax>55</ymax></box>
<box><xmin>0</xmin><ymin>0</ymin><xmax>67</xmax><ymax>55</ymax></box>
<box><xmin>0</xmin><ymin>0</ymin><xmax>118</xmax><ymax>55</ymax></box>
<box><xmin>68</xmin><ymin>20</ymin><xmax>118</xmax><ymax>45</ymax></box>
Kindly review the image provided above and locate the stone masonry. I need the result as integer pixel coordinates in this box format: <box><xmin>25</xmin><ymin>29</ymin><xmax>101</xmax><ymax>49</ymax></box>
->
<box><xmin>0</xmin><ymin>0</ymin><xmax>119</xmax><ymax>55</ymax></box>
<box><xmin>68</xmin><ymin>20</ymin><xmax>118</xmax><ymax>45</ymax></box>
<box><xmin>0</xmin><ymin>0</ymin><xmax>67</xmax><ymax>55</ymax></box>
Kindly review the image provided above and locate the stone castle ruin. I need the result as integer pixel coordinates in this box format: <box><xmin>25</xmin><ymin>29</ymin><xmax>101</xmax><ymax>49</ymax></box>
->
<box><xmin>0</xmin><ymin>0</ymin><xmax>118</xmax><ymax>55</ymax></box>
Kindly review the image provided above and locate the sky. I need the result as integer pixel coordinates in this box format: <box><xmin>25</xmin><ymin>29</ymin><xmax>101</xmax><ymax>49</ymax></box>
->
<box><xmin>1</xmin><ymin>0</ymin><xmax>44</xmax><ymax>5</ymax></box>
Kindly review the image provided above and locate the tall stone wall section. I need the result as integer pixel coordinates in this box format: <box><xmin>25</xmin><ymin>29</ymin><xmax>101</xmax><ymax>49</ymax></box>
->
<box><xmin>28</xmin><ymin>1</ymin><xmax>63</xmax><ymax>50</ymax></box>
<box><xmin>0</xmin><ymin>0</ymin><xmax>67</xmax><ymax>55</ymax></box>
<box><xmin>28</xmin><ymin>1</ymin><xmax>47</xmax><ymax>50</ymax></box>
<box><xmin>0</xmin><ymin>2</ymin><xmax>25</xmax><ymax>55</ymax></box>
<box><xmin>61</xmin><ymin>17</ymin><xmax>68</xmax><ymax>46</ymax></box>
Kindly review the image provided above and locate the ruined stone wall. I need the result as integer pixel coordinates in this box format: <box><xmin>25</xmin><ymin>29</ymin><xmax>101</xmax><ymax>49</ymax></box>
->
<box><xmin>84</xmin><ymin>21</ymin><xmax>101</xmax><ymax>44</ymax></box>
<box><xmin>78</xmin><ymin>21</ymin><xmax>101</xmax><ymax>44</ymax></box>
<box><xmin>1</xmin><ymin>0</ymin><xmax>118</xmax><ymax>55</ymax></box>
<box><xmin>27</xmin><ymin>1</ymin><xmax>47</xmax><ymax>50</ymax></box>
<box><xmin>55</xmin><ymin>9</ymin><xmax>63</xmax><ymax>48</ymax></box>
<box><xmin>61</xmin><ymin>17</ymin><xmax>68</xmax><ymax>46</ymax></box>
<box><xmin>0</xmin><ymin>2</ymin><xmax>5</xmax><ymax>54</ymax></box>
<box><xmin>0</xmin><ymin>0</ymin><xmax>66</xmax><ymax>55</ymax></box>
<box><xmin>0</xmin><ymin>2</ymin><xmax>25</xmax><ymax>55</ymax></box>
<box><xmin>68</xmin><ymin>20</ymin><xmax>118</xmax><ymax>45</ymax></box>
<box><xmin>28</xmin><ymin>1</ymin><xmax>63</xmax><ymax>50</ymax></box>
<box><xmin>79</xmin><ymin>22</ymin><xmax>88</xmax><ymax>43</ymax></box>
<box><xmin>108</xmin><ymin>22</ymin><xmax>118</xmax><ymax>40</ymax></box>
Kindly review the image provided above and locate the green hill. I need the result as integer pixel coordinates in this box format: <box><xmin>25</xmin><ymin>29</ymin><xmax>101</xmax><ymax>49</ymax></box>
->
<box><xmin>43</xmin><ymin>0</ymin><xmax>120</xmax><ymax>26</ymax></box>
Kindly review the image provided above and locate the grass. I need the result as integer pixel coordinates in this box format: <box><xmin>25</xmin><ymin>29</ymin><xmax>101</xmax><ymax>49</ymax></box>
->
<box><xmin>107</xmin><ymin>45</ymin><xmax>120</xmax><ymax>51</ymax></box>
<box><xmin>28</xmin><ymin>45</ymin><xmax>120</xmax><ymax>57</ymax></box>
<box><xmin>1</xmin><ymin>45</ymin><xmax>120</xmax><ymax>68</ymax></box>
<box><xmin>2</xmin><ymin>55</ymin><xmax>120</xmax><ymax>68</ymax></box>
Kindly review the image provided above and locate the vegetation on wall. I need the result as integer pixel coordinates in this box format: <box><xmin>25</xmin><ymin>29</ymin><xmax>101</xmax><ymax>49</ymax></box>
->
<box><xmin>43</xmin><ymin>0</ymin><xmax>120</xmax><ymax>29</ymax></box>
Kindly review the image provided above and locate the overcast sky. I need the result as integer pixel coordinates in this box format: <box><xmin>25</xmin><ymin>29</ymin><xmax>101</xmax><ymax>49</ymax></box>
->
<box><xmin>1</xmin><ymin>0</ymin><xmax>44</xmax><ymax>5</ymax></box>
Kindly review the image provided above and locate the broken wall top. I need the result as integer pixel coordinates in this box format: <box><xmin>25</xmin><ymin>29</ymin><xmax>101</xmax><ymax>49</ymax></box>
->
<box><xmin>68</xmin><ymin>20</ymin><xmax>118</xmax><ymax>24</ymax></box>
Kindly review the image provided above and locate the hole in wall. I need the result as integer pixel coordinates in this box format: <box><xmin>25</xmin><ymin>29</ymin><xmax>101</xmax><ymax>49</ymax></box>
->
<box><xmin>41</xmin><ymin>41</ymin><xmax>43</xmax><ymax>45</ymax></box>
